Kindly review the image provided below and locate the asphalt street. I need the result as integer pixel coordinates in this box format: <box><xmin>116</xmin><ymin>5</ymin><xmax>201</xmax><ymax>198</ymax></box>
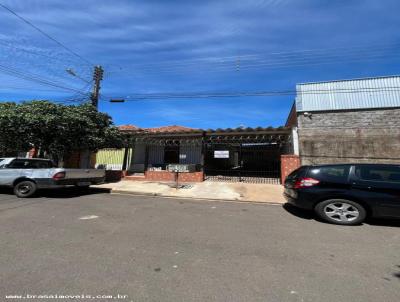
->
<box><xmin>0</xmin><ymin>188</ymin><xmax>399</xmax><ymax>302</ymax></box>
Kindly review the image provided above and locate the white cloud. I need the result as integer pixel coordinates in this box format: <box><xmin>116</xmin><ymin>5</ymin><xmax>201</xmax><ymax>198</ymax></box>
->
<box><xmin>1</xmin><ymin>0</ymin><xmax>400</xmax><ymax>127</ymax></box>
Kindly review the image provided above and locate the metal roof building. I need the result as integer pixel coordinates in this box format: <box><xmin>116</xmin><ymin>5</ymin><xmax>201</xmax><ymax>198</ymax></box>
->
<box><xmin>295</xmin><ymin>75</ymin><xmax>400</xmax><ymax>112</ymax></box>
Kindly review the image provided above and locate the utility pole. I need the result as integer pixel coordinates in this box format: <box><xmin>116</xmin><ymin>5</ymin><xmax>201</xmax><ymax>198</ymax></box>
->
<box><xmin>91</xmin><ymin>65</ymin><xmax>104</xmax><ymax>109</ymax></box>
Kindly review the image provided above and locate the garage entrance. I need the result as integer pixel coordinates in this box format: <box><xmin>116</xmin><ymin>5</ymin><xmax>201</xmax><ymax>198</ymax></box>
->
<box><xmin>203</xmin><ymin>127</ymin><xmax>292</xmax><ymax>184</ymax></box>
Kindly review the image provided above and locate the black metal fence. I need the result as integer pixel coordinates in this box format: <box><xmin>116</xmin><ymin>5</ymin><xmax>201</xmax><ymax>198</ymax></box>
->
<box><xmin>204</xmin><ymin>168</ymin><xmax>281</xmax><ymax>184</ymax></box>
<box><xmin>204</xmin><ymin>143</ymin><xmax>282</xmax><ymax>184</ymax></box>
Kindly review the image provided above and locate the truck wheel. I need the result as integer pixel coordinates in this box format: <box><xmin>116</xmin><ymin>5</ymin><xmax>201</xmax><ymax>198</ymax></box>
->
<box><xmin>14</xmin><ymin>180</ymin><xmax>37</xmax><ymax>198</ymax></box>
<box><xmin>315</xmin><ymin>199</ymin><xmax>366</xmax><ymax>225</ymax></box>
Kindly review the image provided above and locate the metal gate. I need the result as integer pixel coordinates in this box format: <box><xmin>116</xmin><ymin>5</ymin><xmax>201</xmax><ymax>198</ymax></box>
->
<box><xmin>204</xmin><ymin>142</ymin><xmax>281</xmax><ymax>184</ymax></box>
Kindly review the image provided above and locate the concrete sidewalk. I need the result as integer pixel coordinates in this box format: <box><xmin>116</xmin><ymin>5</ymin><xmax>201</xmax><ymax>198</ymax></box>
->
<box><xmin>95</xmin><ymin>180</ymin><xmax>285</xmax><ymax>203</ymax></box>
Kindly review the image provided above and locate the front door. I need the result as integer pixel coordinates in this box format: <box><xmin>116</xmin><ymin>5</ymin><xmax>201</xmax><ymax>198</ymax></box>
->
<box><xmin>351</xmin><ymin>165</ymin><xmax>400</xmax><ymax>217</ymax></box>
<box><xmin>164</xmin><ymin>145</ymin><xmax>180</xmax><ymax>164</ymax></box>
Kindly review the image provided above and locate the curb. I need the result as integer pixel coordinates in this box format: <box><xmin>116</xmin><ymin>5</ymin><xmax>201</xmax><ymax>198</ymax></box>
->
<box><xmin>110</xmin><ymin>189</ymin><xmax>284</xmax><ymax>205</ymax></box>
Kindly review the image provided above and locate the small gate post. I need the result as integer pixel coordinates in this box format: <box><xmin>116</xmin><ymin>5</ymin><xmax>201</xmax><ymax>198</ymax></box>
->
<box><xmin>239</xmin><ymin>143</ymin><xmax>242</xmax><ymax>182</ymax></box>
<box><xmin>122</xmin><ymin>147</ymin><xmax>129</xmax><ymax>171</ymax></box>
<box><xmin>280</xmin><ymin>155</ymin><xmax>301</xmax><ymax>184</ymax></box>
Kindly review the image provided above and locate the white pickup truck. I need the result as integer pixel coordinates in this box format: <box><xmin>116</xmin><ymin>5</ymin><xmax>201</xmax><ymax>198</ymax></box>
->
<box><xmin>0</xmin><ymin>158</ymin><xmax>105</xmax><ymax>197</ymax></box>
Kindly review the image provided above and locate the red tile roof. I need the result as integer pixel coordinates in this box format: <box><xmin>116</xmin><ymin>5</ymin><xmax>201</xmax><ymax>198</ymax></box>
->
<box><xmin>118</xmin><ymin>124</ymin><xmax>289</xmax><ymax>134</ymax></box>
<box><xmin>118</xmin><ymin>124</ymin><xmax>199</xmax><ymax>133</ymax></box>
<box><xmin>118</xmin><ymin>124</ymin><xmax>141</xmax><ymax>131</ymax></box>
<box><xmin>146</xmin><ymin>125</ymin><xmax>197</xmax><ymax>133</ymax></box>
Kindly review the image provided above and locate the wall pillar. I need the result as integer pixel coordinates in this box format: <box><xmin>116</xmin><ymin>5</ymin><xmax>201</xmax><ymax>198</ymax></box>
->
<box><xmin>280</xmin><ymin>154</ymin><xmax>301</xmax><ymax>184</ymax></box>
<box><xmin>121</xmin><ymin>147</ymin><xmax>129</xmax><ymax>170</ymax></box>
<box><xmin>292</xmin><ymin>127</ymin><xmax>299</xmax><ymax>155</ymax></box>
<box><xmin>89</xmin><ymin>152</ymin><xmax>97</xmax><ymax>168</ymax></box>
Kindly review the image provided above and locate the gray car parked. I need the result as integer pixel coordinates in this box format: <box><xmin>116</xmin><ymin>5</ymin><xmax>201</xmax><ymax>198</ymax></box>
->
<box><xmin>0</xmin><ymin>158</ymin><xmax>105</xmax><ymax>197</ymax></box>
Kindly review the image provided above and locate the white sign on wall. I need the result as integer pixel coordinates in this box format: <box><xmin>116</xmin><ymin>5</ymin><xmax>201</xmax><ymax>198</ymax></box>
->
<box><xmin>179</xmin><ymin>154</ymin><xmax>187</xmax><ymax>159</ymax></box>
<box><xmin>214</xmin><ymin>150</ymin><xmax>230</xmax><ymax>158</ymax></box>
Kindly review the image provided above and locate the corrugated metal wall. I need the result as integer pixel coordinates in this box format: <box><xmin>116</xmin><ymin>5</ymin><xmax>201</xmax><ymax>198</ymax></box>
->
<box><xmin>296</xmin><ymin>76</ymin><xmax>400</xmax><ymax>112</ymax></box>
<box><xmin>95</xmin><ymin>148</ymin><xmax>133</xmax><ymax>170</ymax></box>
<box><xmin>133</xmin><ymin>143</ymin><xmax>146</xmax><ymax>164</ymax></box>
<box><xmin>179</xmin><ymin>145</ymin><xmax>202</xmax><ymax>164</ymax></box>
<box><xmin>148</xmin><ymin>145</ymin><xmax>165</xmax><ymax>165</ymax></box>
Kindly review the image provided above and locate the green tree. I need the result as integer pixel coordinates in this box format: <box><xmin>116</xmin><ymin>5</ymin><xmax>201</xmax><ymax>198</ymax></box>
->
<box><xmin>0</xmin><ymin>101</ymin><xmax>124</xmax><ymax>162</ymax></box>
<box><xmin>0</xmin><ymin>102</ymin><xmax>31</xmax><ymax>156</ymax></box>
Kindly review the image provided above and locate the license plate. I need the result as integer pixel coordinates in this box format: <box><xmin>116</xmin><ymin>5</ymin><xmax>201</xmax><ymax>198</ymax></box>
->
<box><xmin>77</xmin><ymin>182</ymin><xmax>91</xmax><ymax>186</ymax></box>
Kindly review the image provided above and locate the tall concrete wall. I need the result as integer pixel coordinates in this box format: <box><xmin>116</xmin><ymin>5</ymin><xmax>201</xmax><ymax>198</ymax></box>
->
<box><xmin>298</xmin><ymin>108</ymin><xmax>400</xmax><ymax>165</ymax></box>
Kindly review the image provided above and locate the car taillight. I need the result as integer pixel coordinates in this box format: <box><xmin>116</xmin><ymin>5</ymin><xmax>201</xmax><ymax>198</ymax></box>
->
<box><xmin>294</xmin><ymin>177</ymin><xmax>320</xmax><ymax>189</ymax></box>
<box><xmin>53</xmin><ymin>172</ymin><xmax>66</xmax><ymax>180</ymax></box>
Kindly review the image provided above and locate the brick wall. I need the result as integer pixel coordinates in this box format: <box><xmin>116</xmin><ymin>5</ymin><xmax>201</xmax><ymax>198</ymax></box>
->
<box><xmin>145</xmin><ymin>171</ymin><xmax>175</xmax><ymax>182</ymax></box>
<box><xmin>280</xmin><ymin>155</ymin><xmax>301</xmax><ymax>184</ymax></box>
<box><xmin>297</xmin><ymin>108</ymin><xmax>400</xmax><ymax>165</ymax></box>
<box><xmin>177</xmin><ymin>171</ymin><xmax>204</xmax><ymax>182</ymax></box>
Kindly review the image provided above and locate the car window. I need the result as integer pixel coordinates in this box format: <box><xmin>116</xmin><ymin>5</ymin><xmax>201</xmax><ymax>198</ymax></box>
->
<box><xmin>8</xmin><ymin>159</ymin><xmax>30</xmax><ymax>168</ymax></box>
<box><xmin>29</xmin><ymin>160</ymin><xmax>53</xmax><ymax>168</ymax></box>
<box><xmin>8</xmin><ymin>159</ymin><xmax>53</xmax><ymax>169</ymax></box>
<box><xmin>309</xmin><ymin>165</ymin><xmax>350</xmax><ymax>182</ymax></box>
<box><xmin>355</xmin><ymin>165</ymin><xmax>400</xmax><ymax>183</ymax></box>
<box><xmin>287</xmin><ymin>167</ymin><xmax>307</xmax><ymax>179</ymax></box>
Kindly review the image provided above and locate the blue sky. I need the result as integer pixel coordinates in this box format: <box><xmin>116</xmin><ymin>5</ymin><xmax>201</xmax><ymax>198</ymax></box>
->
<box><xmin>0</xmin><ymin>0</ymin><xmax>399</xmax><ymax>129</ymax></box>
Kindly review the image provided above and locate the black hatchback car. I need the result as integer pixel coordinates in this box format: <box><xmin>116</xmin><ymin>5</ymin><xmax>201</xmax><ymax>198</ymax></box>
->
<box><xmin>284</xmin><ymin>164</ymin><xmax>400</xmax><ymax>225</ymax></box>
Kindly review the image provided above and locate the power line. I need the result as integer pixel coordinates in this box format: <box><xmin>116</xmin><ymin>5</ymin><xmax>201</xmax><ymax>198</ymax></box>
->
<box><xmin>135</xmin><ymin>48</ymin><xmax>398</xmax><ymax>72</ymax></box>
<box><xmin>106</xmin><ymin>42</ymin><xmax>400</xmax><ymax>75</ymax></box>
<box><xmin>0</xmin><ymin>64</ymin><xmax>77</xmax><ymax>93</ymax></box>
<box><xmin>21</xmin><ymin>86</ymin><xmax>93</xmax><ymax>105</ymax></box>
<box><xmin>110</xmin><ymin>55</ymin><xmax>400</xmax><ymax>80</ymax></box>
<box><xmin>52</xmin><ymin>79</ymin><xmax>96</xmax><ymax>105</ymax></box>
<box><xmin>0</xmin><ymin>2</ymin><xmax>93</xmax><ymax>66</ymax></box>
<box><xmin>0</xmin><ymin>86</ymin><xmax>68</xmax><ymax>92</ymax></box>
<box><xmin>0</xmin><ymin>39</ymin><xmax>93</xmax><ymax>83</ymax></box>
<box><xmin>66</xmin><ymin>68</ymin><xmax>92</xmax><ymax>84</ymax></box>
<box><xmin>0</xmin><ymin>39</ymin><xmax>91</xmax><ymax>67</ymax></box>
<box><xmin>120</xmin><ymin>52</ymin><xmax>400</xmax><ymax>76</ymax></box>
<box><xmin>60</xmin><ymin>92</ymin><xmax>92</xmax><ymax>104</ymax></box>
<box><xmin>0</xmin><ymin>63</ymin><xmax>89</xmax><ymax>95</ymax></box>
<box><xmin>106</xmin><ymin>54</ymin><xmax>400</xmax><ymax>79</ymax></box>
<box><xmin>103</xmin><ymin>86</ymin><xmax>400</xmax><ymax>101</ymax></box>
<box><xmin>52</xmin><ymin>92</ymin><xmax>92</xmax><ymax>104</ymax></box>
<box><xmin>0</xmin><ymin>46</ymin><xmax>92</xmax><ymax>87</ymax></box>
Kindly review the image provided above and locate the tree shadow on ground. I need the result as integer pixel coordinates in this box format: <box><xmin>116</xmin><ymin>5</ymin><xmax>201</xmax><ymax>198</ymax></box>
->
<box><xmin>282</xmin><ymin>203</ymin><xmax>400</xmax><ymax>227</ymax></box>
<box><xmin>0</xmin><ymin>186</ymin><xmax>111</xmax><ymax>199</ymax></box>
<box><xmin>39</xmin><ymin>187</ymin><xmax>111</xmax><ymax>198</ymax></box>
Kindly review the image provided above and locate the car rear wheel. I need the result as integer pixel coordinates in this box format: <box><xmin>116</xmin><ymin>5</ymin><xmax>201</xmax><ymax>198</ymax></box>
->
<box><xmin>14</xmin><ymin>180</ymin><xmax>37</xmax><ymax>198</ymax></box>
<box><xmin>315</xmin><ymin>199</ymin><xmax>366</xmax><ymax>225</ymax></box>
